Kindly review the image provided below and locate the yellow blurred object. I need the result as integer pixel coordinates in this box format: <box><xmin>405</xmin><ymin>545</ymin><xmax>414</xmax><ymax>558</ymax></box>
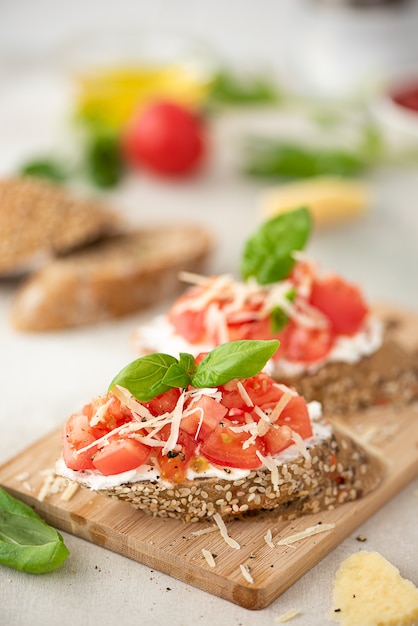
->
<box><xmin>74</xmin><ymin>64</ymin><xmax>211</xmax><ymax>127</ymax></box>
<box><xmin>260</xmin><ymin>177</ymin><xmax>370</xmax><ymax>228</ymax></box>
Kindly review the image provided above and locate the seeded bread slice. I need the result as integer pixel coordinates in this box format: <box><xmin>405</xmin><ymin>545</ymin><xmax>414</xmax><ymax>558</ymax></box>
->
<box><xmin>63</xmin><ymin>421</ymin><xmax>384</xmax><ymax>523</ymax></box>
<box><xmin>275</xmin><ymin>338</ymin><xmax>418</xmax><ymax>416</ymax></box>
<box><xmin>10</xmin><ymin>225</ymin><xmax>213</xmax><ymax>331</ymax></box>
<box><xmin>0</xmin><ymin>177</ymin><xmax>121</xmax><ymax>275</ymax></box>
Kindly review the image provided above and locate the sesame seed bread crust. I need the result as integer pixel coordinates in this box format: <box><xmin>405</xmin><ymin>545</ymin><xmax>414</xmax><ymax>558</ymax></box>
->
<box><xmin>10</xmin><ymin>225</ymin><xmax>213</xmax><ymax>331</ymax></box>
<box><xmin>275</xmin><ymin>338</ymin><xmax>418</xmax><ymax>416</ymax></box>
<box><xmin>91</xmin><ymin>423</ymin><xmax>384</xmax><ymax>523</ymax></box>
<box><xmin>0</xmin><ymin>177</ymin><xmax>121</xmax><ymax>275</ymax></box>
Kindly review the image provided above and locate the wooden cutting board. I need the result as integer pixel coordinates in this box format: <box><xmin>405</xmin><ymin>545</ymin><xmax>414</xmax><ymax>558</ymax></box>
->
<box><xmin>1</xmin><ymin>304</ymin><xmax>418</xmax><ymax>610</ymax></box>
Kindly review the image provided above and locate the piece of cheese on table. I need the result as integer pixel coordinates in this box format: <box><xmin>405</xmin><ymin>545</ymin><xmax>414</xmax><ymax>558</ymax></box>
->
<box><xmin>260</xmin><ymin>177</ymin><xmax>370</xmax><ymax>228</ymax></box>
<box><xmin>331</xmin><ymin>551</ymin><xmax>418</xmax><ymax>626</ymax></box>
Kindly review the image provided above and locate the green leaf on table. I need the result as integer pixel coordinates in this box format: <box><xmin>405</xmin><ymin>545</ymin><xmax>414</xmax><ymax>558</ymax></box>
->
<box><xmin>207</xmin><ymin>69</ymin><xmax>280</xmax><ymax>107</ymax></box>
<box><xmin>19</xmin><ymin>158</ymin><xmax>69</xmax><ymax>183</ymax></box>
<box><xmin>191</xmin><ymin>339</ymin><xmax>279</xmax><ymax>388</ymax></box>
<box><xmin>108</xmin><ymin>353</ymin><xmax>178</xmax><ymax>402</ymax></box>
<box><xmin>84</xmin><ymin>128</ymin><xmax>125</xmax><ymax>189</ymax></box>
<box><xmin>242</xmin><ymin>139</ymin><xmax>366</xmax><ymax>179</ymax></box>
<box><xmin>241</xmin><ymin>206</ymin><xmax>312</xmax><ymax>284</ymax></box>
<box><xmin>0</xmin><ymin>487</ymin><xmax>69</xmax><ymax>574</ymax></box>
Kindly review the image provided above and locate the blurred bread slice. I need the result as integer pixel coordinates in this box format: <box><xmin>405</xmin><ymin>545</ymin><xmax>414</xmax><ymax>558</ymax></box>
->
<box><xmin>260</xmin><ymin>177</ymin><xmax>370</xmax><ymax>228</ymax></box>
<box><xmin>10</xmin><ymin>225</ymin><xmax>213</xmax><ymax>331</ymax></box>
<box><xmin>0</xmin><ymin>177</ymin><xmax>121</xmax><ymax>275</ymax></box>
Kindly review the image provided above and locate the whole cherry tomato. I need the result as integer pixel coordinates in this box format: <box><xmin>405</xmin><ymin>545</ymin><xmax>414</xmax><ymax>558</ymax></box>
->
<box><xmin>122</xmin><ymin>100</ymin><xmax>206</xmax><ymax>176</ymax></box>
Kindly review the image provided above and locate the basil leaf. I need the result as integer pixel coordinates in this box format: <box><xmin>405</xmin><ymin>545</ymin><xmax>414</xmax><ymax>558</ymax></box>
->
<box><xmin>162</xmin><ymin>363</ymin><xmax>192</xmax><ymax>389</ymax></box>
<box><xmin>179</xmin><ymin>352</ymin><xmax>197</xmax><ymax>378</ymax></box>
<box><xmin>191</xmin><ymin>339</ymin><xmax>279</xmax><ymax>388</ymax></box>
<box><xmin>240</xmin><ymin>207</ymin><xmax>312</xmax><ymax>284</ymax></box>
<box><xmin>108</xmin><ymin>353</ymin><xmax>178</xmax><ymax>402</ymax></box>
<box><xmin>270</xmin><ymin>306</ymin><xmax>289</xmax><ymax>333</ymax></box>
<box><xmin>0</xmin><ymin>488</ymin><xmax>69</xmax><ymax>574</ymax></box>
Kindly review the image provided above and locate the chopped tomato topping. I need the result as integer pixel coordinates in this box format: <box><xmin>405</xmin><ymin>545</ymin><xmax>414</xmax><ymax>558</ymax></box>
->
<box><xmin>157</xmin><ymin>426</ymin><xmax>197</xmax><ymax>483</ymax></box>
<box><xmin>181</xmin><ymin>394</ymin><xmax>227</xmax><ymax>440</ymax></box>
<box><xmin>200</xmin><ymin>419</ymin><xmax>265</xmax><ymax>469</ymax></box>
<box><xmin>310</xmin><ymin>275</ymin><xmax>368</xmax><ymax>335</ymax></box>
<box><xmin>92</xmin><ymin>436</ymin><xmax>151</xmax><ymax>475</ymax></box>
<box><xmin>144</xmin><ymin>388</ymin><xmax>181</xmax><ymax>416</ymax></box>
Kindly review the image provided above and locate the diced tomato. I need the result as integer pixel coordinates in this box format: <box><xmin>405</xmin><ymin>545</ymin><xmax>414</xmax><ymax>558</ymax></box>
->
<box><xmin>145</xmin><ymin>388</ymin><xmax>182</xmax><ymax>416</ymax></box>
<box><xmin>279</xmin><ymin>320</ymin><xmax>334</xmax><ymax>363</ymax></box>
<box><xmin>261</xmin><ymin>394</ymin><xmax>313</xmax><ymax>455</ymax></box>
<box><xmin>200</xmin><ymin>419</ymin><xmax>265</xmax><ymax>469</ymax></box>
<box><xmin>220</xmin><ymin>373</ymin><xmax>284</xmax><ymax>410</ymax></box>
<box><xmin>262</xmin><ymin>424</ymin><xmax>294</xmax><ymax>456</ymax></box>
<box><xmin>310</xmin><ymin>275</ymin><xmax>368</xmax><ymax>335</ymax></box>
<box><xmin>181</xmin><ymin>394</ymin><xmax>227</xmax><ymax>440</ymax></box>
<box><xmin>62</xmin><ymin>413</ymin><xmax>107</xmax><ymax>471</ymax></box>
<box><xmin>157</xmin><ymin>426</ymin><xmax>197</xmax><ymax>483</ymax></box>
<box><xmin>92</xmin><ymin>436</ymin><xmax>151</xmax><ymax>475</ymax></box>
<box><xmin>168</xmin><ymin>304</ymin><xmax>206</xmax><ymax>343</ymax></box>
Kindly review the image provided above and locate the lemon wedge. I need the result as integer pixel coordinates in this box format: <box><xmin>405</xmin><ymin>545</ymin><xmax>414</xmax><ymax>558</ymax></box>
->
<box><xmin>260</xmin><ymin>177</ymin><xmax>370</xmax><ymax>228</ymax></box>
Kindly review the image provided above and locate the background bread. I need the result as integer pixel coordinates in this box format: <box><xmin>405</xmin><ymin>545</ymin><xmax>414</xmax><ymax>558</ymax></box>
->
<box><xmin>10</xmin><ymin>225</ymin><xmax>213</xmax><ymax>331</ymax></box>
<box><xmin>86</xmin><ymin>422</ymin><xmax>384</xmax><ymax>523</ymax></box>
<box><xmin>276</xmin><ymin>338</ymin><xmax>418</xmax><ymax>416</ymax></box>
<box><xmin>0</xmin><ymin>177</ymin><xmax>121</xmax><ymax>275</ymax></box>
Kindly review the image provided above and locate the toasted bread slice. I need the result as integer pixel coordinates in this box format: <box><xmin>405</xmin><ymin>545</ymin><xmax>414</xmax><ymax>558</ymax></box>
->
<box><xmin>57</xmin><ymin>421</ymin><xmax>384</xmax><ymax>523</ymax></box>
<box><xmin>0</xmin><ymin>177</ymin><xmax>121</xmax><ymax>275</ymax></box>
<box><xmin>10</xmin><ymin>225</ymin><xmax>213</xmax><ymax>331</ymax></box>
<box><xmin>275</xmin><ymin>337</ymin><xmax>418</xmax><ymax>415</ymax></box>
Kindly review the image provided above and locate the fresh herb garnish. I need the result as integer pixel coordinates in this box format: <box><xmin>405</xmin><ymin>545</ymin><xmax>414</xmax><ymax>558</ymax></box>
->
<box><xmin>240</xmin><ymin>207</ymin><xmax>312</xmax><ymax>285</ymax></box>
<box><xmin>270</xmin><ymin>306</ymin><xmax>289</xmax><ymax>334</ymax></box>
<box><xmin>19</xmin><ymin>158</ymin><xmax>69</xmax><ymax>183</ymax></box>
<box><xmin>207</xmin><ymin>69</ymin><xmax>280</xmax><ymax>107</ymax></box>
<box><xmin>84</xmin><ymin>127</ymin><xmax>125</xmax><ymax>189</ymax></box>
<box><xmin>0</xmin><ymin>487</ymin><xmax>69</xmax><ymax>574</ymax></box>
<box><xmin>242</xmin><ymin>139</ymin><xmax>366</xmax><ymax>180</ymax></box>
<box><xmin>109</xmin><ymin>339</ymin><xmax>279</xmax><ymax>401</ymax></box>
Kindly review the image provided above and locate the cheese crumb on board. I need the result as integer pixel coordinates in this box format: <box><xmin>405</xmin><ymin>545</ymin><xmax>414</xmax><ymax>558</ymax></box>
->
<box><xmin>274</xmin><ymin>608</ymin><xmax>300</xmax><ymax>623</ymax></box>
<box><xmin>201</xmin><ymin>548</ymin><xmax>216</xmax><ymax>568</ymax></box>
<box><xmin>260</xmin><ymin>177</ymin><xmax>370</xmax><ymax>228</ymax></box>
<box><xmin>277</xmin><ymin>523</ymin><xmax>336</xmax><ymax>546</ymax></box>
<box><xmin>330</xmin><ymin>551</ymin><xmax>418</xmax><ymax>626</ymax></box>
<box><xmin>240</xmin><ymin>564</ymin><xmax>254</xmax><ymax>584</ymax></box>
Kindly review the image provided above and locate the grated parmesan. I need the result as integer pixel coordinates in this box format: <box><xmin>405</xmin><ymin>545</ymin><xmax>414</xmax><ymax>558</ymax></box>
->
<box><xmin>274</xmin><ymin>608</ymin><xmax>300</xmax><ymax>623</ymax></box>
<box><xmin>213</xmin><ymin>513</ymin><xmax>241</xmax><ymax>550</ymax></box>
<box><xmin>240</xmin><ymin>564</ymin><xmax>254</xmax><ymax>584</ymax></box>
<box><xmin>277</xmin><ymin>523</ymin><xmax>336</xmax><ymax>546</ymax></box>
<box><xmin>201</xmin><ymin>548</ymin><xmax>216</xmax><ymax>568</ymax></box>
<box><xmin>264</xmin><ymin>528</ymin><xmax>275</xmax><ymax>548</ymax></box>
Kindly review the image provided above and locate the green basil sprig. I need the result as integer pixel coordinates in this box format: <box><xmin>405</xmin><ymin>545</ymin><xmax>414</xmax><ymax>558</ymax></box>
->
<box><xmin>0</xmin><ymin>487</ymin><xmax>69</xmax><ymax>574</ymax></box>
<box><xmin>109</xmin><ymin>339</ymin><xmax>279</xmax><ymax>402</ymax></box>
<box><xmin>240</xmin><ymin>206</ymin><xmax>312</xmax><ymax>285</ymax></box>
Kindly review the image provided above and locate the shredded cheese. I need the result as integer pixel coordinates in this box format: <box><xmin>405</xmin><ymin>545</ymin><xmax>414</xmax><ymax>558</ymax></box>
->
<box><xmin>202</xmin><ymin>548</ymin><xmax>216</xmax><ymax>568</ymax></box>
<box><xmin>240</xmin><ymin>564</ymin><xmax>254</xmax><ymax>584</ymax></box>
<box><xmin>236</xmin><ymin>381</ymin><xmax>254</xmax><ymax>407</ymax></box>
<box><xmin>213</xmin><ymin>513</ymin><xmax>241</xmax><ymax>550</ymax></box>
<box><xmin>264</xmin><ymin>528</ymin><xmax>275</xmax><ymax>548</ymax></box>
<box><xmin>274</xmin><ymin>608</ymin><xmax>300</xmax><ymax>623</ymax></box>
<box><xmin>256</xmin><ymin>450</ymin><xmax>280</xmax><ymax>492</ymax></box>
<box><xmin>162</xmin><ymin>391</ymin><xmax>186</xmax><ymax>454</ymax></box>
<box><xmin>277</xmin><ymin>523</ymin><xmax>336</xmax><ymax>546</ymax></box>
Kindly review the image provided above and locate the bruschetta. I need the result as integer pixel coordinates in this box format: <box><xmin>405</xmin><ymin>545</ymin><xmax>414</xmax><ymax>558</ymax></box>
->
<box><xmin>133</xmin><ymin>208</ymin><xmax>418</xmax><ymax>414</ymax></box>
<box><xmin>56</xmin><ymin>340</ymin><xmax>384</xmax><ymax>522</ymax></box>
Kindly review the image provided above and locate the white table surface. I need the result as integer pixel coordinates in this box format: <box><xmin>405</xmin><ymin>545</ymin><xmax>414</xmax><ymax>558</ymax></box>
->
<box><xmin>1</xmin><ymin>5</ymin><xmax>418</xmax><ymax>625</ymax></box>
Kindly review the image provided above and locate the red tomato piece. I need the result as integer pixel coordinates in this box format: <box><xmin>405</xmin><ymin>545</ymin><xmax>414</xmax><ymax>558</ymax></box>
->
<box><xmin>122</xmin><ymin>100</ymin><xmax>206</xmax><ymax>176</ymax></box>
<box><xmin>200</xmin><ymin>419</ymin><xmax>265</xmax><ymax>469</ymax></box>
<box><xmin>310</xmin><ymin>275</ymin><xmax>368</xmax><ymax>335</ymax></box>
<box><xmin>261</xmin><ymin>394</ymin><xmax>313</xmax><ymax>456</ymax></box>
<box><xmin>157</xmin><ymin>427</ymin><xmax>197</xmax><ymax>483</ymax></box>
<box><xmin>168</xmin><ymin>307</ymin><xmax>206</xmax><ymax>343</ymax></box>
<box><xmin>220</xmin><ymin>373</ymin><xmax>284</xmax><ymax>410</ymax></box>
<box><xmin>280</xmin><ymin>320</ymin><xmax>334</xmax><ymax>363</ymax></box>
<box><xmin>92</xmin><ymin>437</ymin><xmax>151</xmax><ymax>476</ymax></box>
<box><xmin>181</xmin><ymin>394</ymin><xmax>227</xmax><ymax>440</ymax></box>
<box><xmin>62</xmin><ymin>413</ymin><xmax>107</xmax><ymax>471</ymax></box>
<box><xmin>145</xmin><ymin>388</ymin><xmax>182</xmax><ymax>416</ymax></box>
<box><xmin>262</xmin><ymin>424</ymin><xmax>294</xmax><ymax>456</ymax></box>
